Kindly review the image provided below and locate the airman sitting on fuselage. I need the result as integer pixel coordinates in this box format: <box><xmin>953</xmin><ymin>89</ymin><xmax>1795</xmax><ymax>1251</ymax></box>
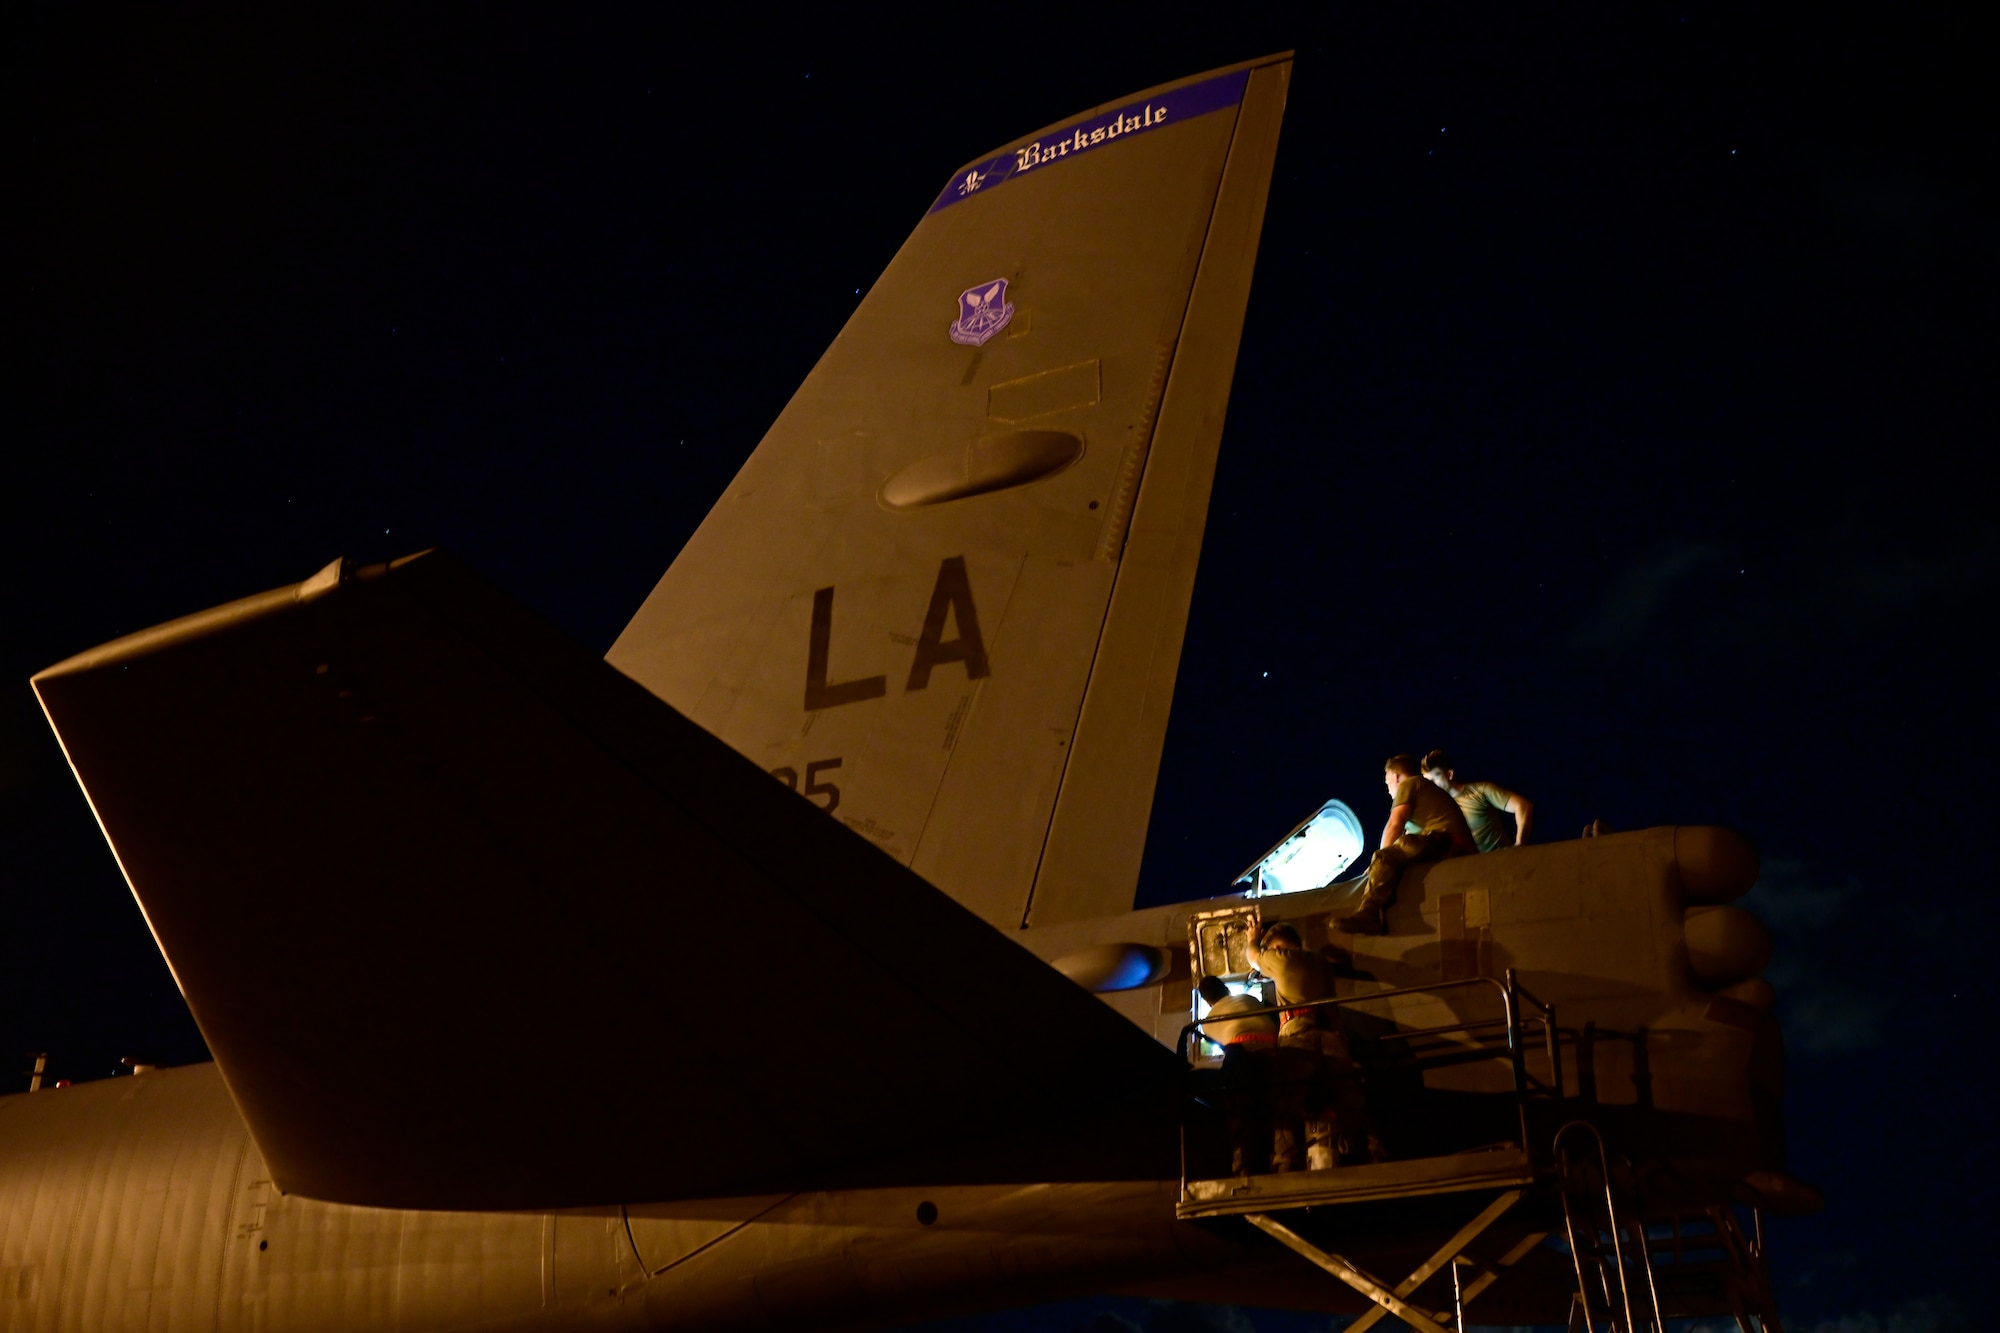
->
<box><xmin>1422</xmin><ymin>749</ymin><xmax>1534</xmax><ymax>853</ymax></box>
<box><xmin>1334</xmin><ymin>754</ymin><xmax>1477</xmax><ymax>935</ymax></box>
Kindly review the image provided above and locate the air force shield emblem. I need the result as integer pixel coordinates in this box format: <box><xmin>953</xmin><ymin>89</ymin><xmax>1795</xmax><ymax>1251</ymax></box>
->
<box><xmin>949</xmin><ymin>279</ymin><xmax>1014</xmax><ymax>346</ymax></box>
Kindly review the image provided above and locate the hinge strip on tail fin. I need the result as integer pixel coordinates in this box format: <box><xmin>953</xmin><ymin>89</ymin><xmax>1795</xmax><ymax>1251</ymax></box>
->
<box><xmin>1023</xmin><ymin>59</ymin><xmax>1293</xmax><ymax>927</ymax></box>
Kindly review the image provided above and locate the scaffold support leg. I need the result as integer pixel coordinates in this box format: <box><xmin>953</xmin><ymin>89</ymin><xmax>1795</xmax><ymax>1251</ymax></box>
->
<box><xmin>1245</xmin><ymin>1213</ymin><xmax>1453</xmax><ymax>1333</ymax></box>
<box><xmin>1453</xmin><ymin>1227</ymin><xmax>1552</xmax><ymax>1311</ymax></box>
<box><xmin>1342</xmin><ymin>1188</ymin><xmax>1527</xmax><ymax>1333</ymax></box>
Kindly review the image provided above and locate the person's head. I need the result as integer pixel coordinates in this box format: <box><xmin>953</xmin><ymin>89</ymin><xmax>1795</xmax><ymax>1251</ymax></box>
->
<box><xmin>1260</xmin><ymin>922</ymin><xmax>1302</xmax><ymax>951</ymax></box>
<box><xmin>1197</xmin><ymin>975</ymin><xmax>1232</xmax><ymax>1007</ymax></box>
<box><xmin>1422</xmin><ymin>749</ymin><xmax>1457</xmax><ymax>790</ymax></box>
<box><xmin>1384</xmin><ymin>754</ymin><xmax>1421</xmax><ymax>796</ymax></box>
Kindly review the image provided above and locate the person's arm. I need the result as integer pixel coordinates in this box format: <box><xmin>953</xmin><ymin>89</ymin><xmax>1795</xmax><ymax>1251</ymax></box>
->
<box><xmin>1381</xmin><ymin>804</ymin><xmax>1411</xmax><ymax>849</ymax></box>
<box><xmin>1507</xmin><ymin>792</ymin><xmax>1535</xmax><ymax>845</ymax></box>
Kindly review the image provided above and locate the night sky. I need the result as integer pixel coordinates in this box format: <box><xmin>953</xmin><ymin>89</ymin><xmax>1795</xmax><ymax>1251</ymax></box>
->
<box><xmin>4</xmin><ymin>7</ymin><xmax>1993</xmax><ymax>1331</ymax></box>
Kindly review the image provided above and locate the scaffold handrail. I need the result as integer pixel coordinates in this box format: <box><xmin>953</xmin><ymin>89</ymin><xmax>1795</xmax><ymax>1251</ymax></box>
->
<box><xmin>1177</xmin><ymin>970</ymin><xmax>1560</xmax><ymax>1099</ymax></box>
<box><xmin>1177</xmin><ymin>973</ymin><xmax>1520</xmax><ymax>1060</ymax></box>
<box><xmin>1176</xmin><ymin>967</ymin><xmax>1564</xmax><ymax>1203</ymax></box>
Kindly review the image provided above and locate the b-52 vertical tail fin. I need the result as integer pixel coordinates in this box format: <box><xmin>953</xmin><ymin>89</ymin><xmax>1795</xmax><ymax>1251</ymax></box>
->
<box><xmin>611</xmin><ymin>55</ymin><xmax>1293</xmax><ymax>928</ymax></box>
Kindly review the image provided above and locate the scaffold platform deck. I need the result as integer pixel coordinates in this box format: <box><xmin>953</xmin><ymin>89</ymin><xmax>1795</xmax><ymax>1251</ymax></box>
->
<box><xmin>1177</xmin><ymin>1146</ymin><xmax>1537</xmax><ymax>1219</ymax></box>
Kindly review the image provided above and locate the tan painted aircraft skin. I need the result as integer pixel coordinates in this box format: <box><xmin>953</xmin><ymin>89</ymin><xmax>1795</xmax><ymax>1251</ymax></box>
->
<box><xmin>0</xmin><ymin>1065</ymin><xmax>1227</xmax><ymax>1331</ymax></box>
<box><xmin>9</xmin><ymin>50</ymin><xmax>1802</xmax><ymax>1331</ymax></box>
<box><xmin>0</xmin><ymin>823</ymin><xmax>1782</xmax><ymax>1330</ymax></box>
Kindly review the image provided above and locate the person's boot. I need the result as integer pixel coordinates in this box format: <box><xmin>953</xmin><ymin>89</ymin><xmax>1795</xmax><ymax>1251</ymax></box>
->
<box><xmin>1227</xmin><ymin>1106</ymin><xmax>1268</xmax><ymax>1176</ymax></box>
<box><xmin>1306</xmin><ymin>1115</ymin><xmax>1338</xmax><ymax>1171</ymax></box>
<box><xmin>1332</xmin><ymin>900</ymin><xmax>1387</xmax><ymax>935</ymax></box>
<box><xmin>1230</xmin><ymin>1134</ymin><xmax>1270</xmax><ymax>1176</ymax></box>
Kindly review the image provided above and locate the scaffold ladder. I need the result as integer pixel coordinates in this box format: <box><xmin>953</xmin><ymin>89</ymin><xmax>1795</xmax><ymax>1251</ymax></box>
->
<box><xmin>1555</xmin><ymin>1122</ymin><xmax>1663</xmax><ymax>1333</ymax></box>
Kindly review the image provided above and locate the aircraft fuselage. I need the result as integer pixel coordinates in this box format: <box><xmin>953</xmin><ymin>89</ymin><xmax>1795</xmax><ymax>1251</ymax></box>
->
<box><xmin>2</xmin><ymin>824</ymin><xmax>1783</xmax><ymax>1332</ymax></box>
<box><xmin>0</xmin><ymin>1060</ymin><xmax>1240</xmax><ymax>1333</ymax></box>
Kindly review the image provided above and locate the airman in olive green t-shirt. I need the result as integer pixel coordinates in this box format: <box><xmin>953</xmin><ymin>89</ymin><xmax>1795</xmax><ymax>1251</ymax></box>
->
<box><xmin>1422</xmin><ymin>750</ymin><xmax>1535</xmax><ymax>853</ymax></box>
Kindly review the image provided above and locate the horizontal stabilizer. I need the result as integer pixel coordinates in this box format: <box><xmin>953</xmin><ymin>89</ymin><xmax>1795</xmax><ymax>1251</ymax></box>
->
<box><xmin>33</xmin><ymin>552</ymin><xmax>1183</xmax><ymax>1210</ymax></box>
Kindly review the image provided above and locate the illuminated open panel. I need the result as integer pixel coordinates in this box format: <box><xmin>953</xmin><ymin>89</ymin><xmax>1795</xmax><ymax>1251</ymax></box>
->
<box><xmin>1235</xmin><ymin>798</ymin><xmax>1365</xmax><ymax>897</ymax></box>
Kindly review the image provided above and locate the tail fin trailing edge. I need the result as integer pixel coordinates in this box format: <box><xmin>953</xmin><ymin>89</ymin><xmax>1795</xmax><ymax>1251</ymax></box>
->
<box><xmin>1023</xmin><ymin>60</ymin><xmax>1291</xmax><ymax>925</ymax></box>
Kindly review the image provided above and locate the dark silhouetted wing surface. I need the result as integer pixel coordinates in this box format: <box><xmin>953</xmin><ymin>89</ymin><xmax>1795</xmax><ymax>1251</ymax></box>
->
<box><xmin>34</xmin><ymin>553</ymin><xmax>1182</xmax><ymax>1210</ymax></box>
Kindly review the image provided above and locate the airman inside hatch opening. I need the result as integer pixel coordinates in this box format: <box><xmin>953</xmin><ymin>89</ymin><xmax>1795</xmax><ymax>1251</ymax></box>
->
<box><xmin>1196</xmin><ymin>975</ymin><xmax>1279</xmax><ymax>1176</ymax></box>
<box><xmin>1334</xmin><ymin>754</ymin><xmax>1476</xmax><ymax>936</ymax></box>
